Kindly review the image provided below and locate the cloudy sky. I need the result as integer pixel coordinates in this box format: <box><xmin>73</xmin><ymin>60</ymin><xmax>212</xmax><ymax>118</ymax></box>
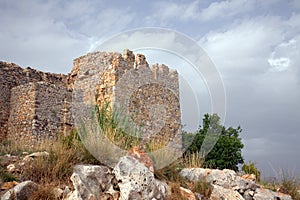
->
<box><xmin>1</xmin><ymin>0</ymin><xmax>299</xmax><ymax>177</ymax></box>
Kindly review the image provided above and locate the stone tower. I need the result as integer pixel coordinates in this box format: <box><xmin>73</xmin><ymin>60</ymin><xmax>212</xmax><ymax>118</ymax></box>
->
<box><xmin>69</xmin><ymin>49</ymin><xmax>182</xmax><ymax>149</ymax></box>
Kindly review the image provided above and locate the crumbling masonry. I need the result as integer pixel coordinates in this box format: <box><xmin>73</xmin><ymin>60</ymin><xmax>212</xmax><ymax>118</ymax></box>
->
<box><xmin>0</xmin><ymin>50</ymin><xmax>181</xmax><ymax>147</ymax></box>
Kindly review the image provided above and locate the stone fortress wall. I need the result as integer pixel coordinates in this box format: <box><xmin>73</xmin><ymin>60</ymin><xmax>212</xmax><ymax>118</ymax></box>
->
<box><xmin>0</xmin><ymin>62</ymin><xmax>70</xmax><ymax>143</ymax></box>
<box><xmin>0</xmin><ymin>49</ymin><xmax>181</xmax><ymax>147</ymax></box>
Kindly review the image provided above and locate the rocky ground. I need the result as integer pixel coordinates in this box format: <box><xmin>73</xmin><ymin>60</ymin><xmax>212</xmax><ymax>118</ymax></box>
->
<box><xmin>0</xmin><ymin>151</ymin><xmax>296</xmax><ymax>200</ymax></box>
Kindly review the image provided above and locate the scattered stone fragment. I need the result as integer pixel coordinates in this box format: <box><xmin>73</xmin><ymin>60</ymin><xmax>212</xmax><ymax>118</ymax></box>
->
<box><xmin>1</xmin><ymin>181</ymin><xmax>38</xmax><ymax>200</ymax></box>
<box><xmin>28</xmin><ymin>151</ymin><xmax>49</xmax><ymax>158</ymax></box>
<box><xmin>6</xmin><ymin>164</ymin><xmax>16</xmax><ymax>173</ymax></box>
<box><xmin>53</xmin><ymin>187</ymin><xmax>64</xmax><ymax>199</ymax></box>
<box><xmin>241</xmin><ymin>174</ymin><xmax>256</xmax><ymax>182</ymax></box>
<box><xmin>179</xmin><ymin>187</ymin><xmax>197</xmax><ymax>200</ymax></box>
<box><xmin>253</xmin><ymin>188</ymin><xmax>292</xmax><ymax>200</ymax></box>
<box><xmin>1</xmin><ymin>181</ymin><xmax>18</xmax><ymax>190</ymax></box>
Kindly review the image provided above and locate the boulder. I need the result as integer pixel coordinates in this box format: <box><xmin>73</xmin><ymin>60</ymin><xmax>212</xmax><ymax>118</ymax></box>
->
<box><xmin>180</xmin><ymin>168</ymin><xmax>248</xmax><ymax>188</ymax></box>
<box><xmin>210</xmin><ymin>184</ymin><xmax>244</xmax><ymax>200</ymax></box>
<box><xmin>66</xmin><ymin>165</ymin><xmax>118</xmax><ymax>200</ymax></box>
<box><xmin>253</xmin><ymin>188</ymin><xmax>293</xmax><ymax>200</ymax></box>
<box><xmin>113</xmin><ymin>156</ymin><xmax>169</xmax><ymax>200</ymax></box>
<box><xmin>180</xmin><ymin>168</ymin><xmax>211</xmax><ymax>182</ymax></box>
<box><xmin>1</xmin><ymin>181</ymin><xmax>38</xmax><ymax>200</ymax></box>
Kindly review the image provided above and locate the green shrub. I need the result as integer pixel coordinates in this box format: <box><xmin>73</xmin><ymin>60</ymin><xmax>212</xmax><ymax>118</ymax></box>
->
<box><xmin>184</xmin><ymin>114</ymin><xmax>244</xmax><ymax>171</ymax></box>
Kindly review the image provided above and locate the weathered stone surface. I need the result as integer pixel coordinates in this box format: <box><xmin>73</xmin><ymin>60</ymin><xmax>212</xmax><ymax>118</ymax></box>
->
<box><xmin>128</xmin><ymin>148</ymin><xmax>154</xmax><ymax>173</ymax></box>
<box><xmin>53</xmin><ymin>187</ymin><xmax>64</xmax><ymax>199</ymax></box>
<box><xmin>68</xmin><ymin>165</ymin><xmax>118</xmax><ymax>200</ymax></box>
<box><xmin>180</xmin><ymin>168</ymin><xmax>239</xmax><ymax>188</ymax></box>
<box><xmin>180</xmin><ymin>168</ymin><xmax>293</xmax><ymax>200</ymax></box>
<box><xmin>253</xmin><ymin>188</ymin><xmax>293</xmax><ymax>200</ymax></box>
<box><xmin>1</xmin><ymin>181</ymin><xmax>38</xmax><ymax>200</ymax></box>
<box><xmin>73</xmin><ymin>50</ymin><xmax>182</xmax><ymax>153</ymax></box>
<box><xmin>235</xmin><ymin>176</ymin><xmax>259</xmax><ymax>191</ymax></box>
<box><xmin>210</xmin><ymin>184</ymin><xmax>244</xmax><ymax>200</ymax></box>
<box><xmin>113</xmin><ymin>156</ymin><xmax>169</xmax><ymax>200</ymax></box>
<box><xmin>180</xmin><ymin>168</ymin><xmax>211</xmax><ymax>182</ymax></box>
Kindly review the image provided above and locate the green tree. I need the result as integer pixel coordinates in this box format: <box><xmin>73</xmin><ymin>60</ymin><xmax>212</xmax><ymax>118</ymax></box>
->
<box><xmin>184</xmin><ymin>113</ymin><xmax>244</xmax><ymax>171</ymax></box>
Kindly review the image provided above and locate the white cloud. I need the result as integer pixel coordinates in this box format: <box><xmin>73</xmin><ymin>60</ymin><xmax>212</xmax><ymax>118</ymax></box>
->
<box><xmin>268</xmin><ymin>56</ymin><xmax>290</xmax><ymax>72</ymax></box>
<box><xmin>199</xmin><ymin>0</ymin><xmax>255</xmax><ymax>21</ymax></box>
<box><xmin>199</xmin><ymin>16</ymin><xmax>286</xmax><ymax>75</ymax></box>
<box><xmin>151</xmin><ymin>1</ymin><xmax>200</xmax><ymax>22</ymax></box>
<box><xmin>151</xmin><ymin>0</ymin><xmax>255</xmax><ymax>22</ymax></box>
<box><xmin>0</xmin><ymin>0</ymin><xmax>136</xmax><ymax>73</ymax></box>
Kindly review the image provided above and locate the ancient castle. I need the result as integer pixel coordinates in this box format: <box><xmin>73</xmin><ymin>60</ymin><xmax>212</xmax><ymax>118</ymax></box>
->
<box><xmin>0</xmin><ymin>50</ymin><xmax>181</xmax><ymax>147</ymax></box>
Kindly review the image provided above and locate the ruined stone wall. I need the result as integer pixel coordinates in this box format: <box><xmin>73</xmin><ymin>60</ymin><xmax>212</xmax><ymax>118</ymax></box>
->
<box><xmin>0</xmin><ymin>61</ymin><xmax>69</xmax><ymax>141</ymax></box>
<box><xmin>7</xmin><ymin>82</ymin><xmax>71</xmax><ymax>144</ymax></box>
<box><xmin>7</xmin><ymin>83</ymin><xmax>36</xmax><ymax>143</ymax></box>
<box><xmin>1</xmin><ymin>49</ymin><xmax>181</xmax><ymax>149</ymax></box>
<box><xmin>33</xmin><ymin>82</ymin><xmax>70</xmax><ymax>140</ymax></box>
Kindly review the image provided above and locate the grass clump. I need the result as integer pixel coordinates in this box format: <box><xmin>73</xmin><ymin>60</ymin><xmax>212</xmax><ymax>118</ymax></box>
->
<box><xmin>166</xmin><ymin>182</ymin><xmax>189</xmax><ymax>200</ymax></box>
<box><xmin>29</xmin><ymin>184</ymin><xmax>57</xmax><ymax>200</ymax></box>
<box><xmin>0</xmin><ymin>169</ymin><xmax>16</xmax><ymax>182</ymax></box>
<box><xmin>181</xmin><ymin>151</ymin><xmax>204</xmax><ymax>168</ymax></box>
<box><xmin>20</xmin><ymin>133</ymin><xmax>99</xmax><ymax>185</ymax></box>
<box><xmin>0</xmin><ymin>131</ymin><xmax>100</xmax><ymax>187</ymax></box>
<box><xmin>260</xmin><ymin>169</ymin><xmax>300</xmax><ymax>200</ymax></box>
<box><xmin>242</xmin><ymin>161</ymin><xmax>261</xmax><ymax>181</ymax></box>
<box><xmin>279</xmin><ymin>171</ymin><xmax>300</xmax><ymax>200</ymax></box>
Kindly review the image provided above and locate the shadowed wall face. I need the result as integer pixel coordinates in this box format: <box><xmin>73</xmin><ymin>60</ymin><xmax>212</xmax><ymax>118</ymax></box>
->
<box><xmin>0</xmin><ymin>61</ymin><xmax>69</xmax><ymax>143</ymax></box>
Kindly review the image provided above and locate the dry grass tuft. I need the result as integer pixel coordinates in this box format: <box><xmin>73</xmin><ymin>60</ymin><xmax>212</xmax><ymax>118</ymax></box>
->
<box><xmin>166</xmin><ymin>182</ymin><xmax>189</xmax><ymax>200</ymax></box>
<box><xmin>29</xmin><ymin>184</ymin><xmax>56</xmax><ymax>200</ymax></box>
<box><xmin>181</xmin><ymin>151</ymin><xmax>204</xmax><ymax>168</ymax></box>
<box><xmin>0</xmin><ymin>132</ymin><xmax>99</xmax><ymax>187</ymax></box>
